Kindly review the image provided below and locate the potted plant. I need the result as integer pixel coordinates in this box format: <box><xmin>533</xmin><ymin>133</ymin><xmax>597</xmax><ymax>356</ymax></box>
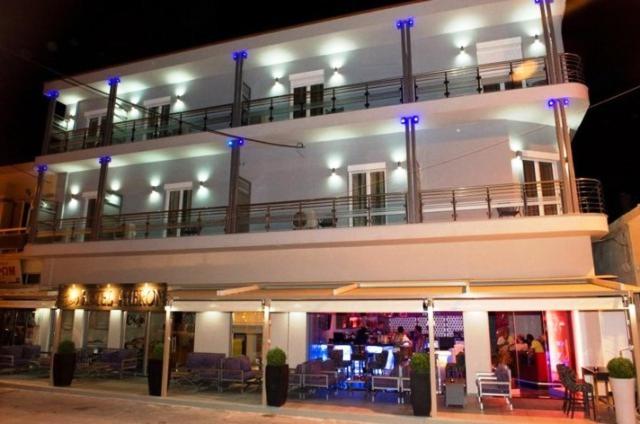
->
<box><xmin>147</xmin><ymin>343</ymin><xmax>165</xmax><ymax>396</ymax></box>
<box><xmin>607</xmin><ymin>356</ymin><xmax>636</xmax><ymax>424</ymax></box>
<box><xmin>409</xmin><ymin>352</ymin><xmax>431</xmax><ymax>416</ymax></box>
<box><xmin>265</xmin><ymin>347</ymin><xmax>289</xmax><ymax>407</ymax></box>
<box><xmin>53</xmin><ymin>339</ymin><xmax>76</xmax><ymax>387</ymax></box>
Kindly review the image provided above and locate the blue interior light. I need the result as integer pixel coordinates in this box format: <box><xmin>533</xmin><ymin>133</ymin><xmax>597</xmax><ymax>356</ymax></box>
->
<box><xmin>98</xmin><ymin>155</ymin><xmax>112</xmax><ymax>165</ymax></box>
<box><xmin>547</xmin><ymin>99</ymin><xmax>556</xmax><ymax>108</ymax></box>
<box><xmin>562</xmin><ymin>98</ymin><xmax>570</xmax><ymax>106</ymax></box>
<box><xmin>107</xmin><ymin>76</ymin><xmax>120</xmax><ymax>87</ymax></box>
<box><xmin>412</xmin><ymin>115</ymin><xmax>419</xmax><ymax>124</ymax></box>
<box><xmin>396</xmin><ymin>20</ymin><xmax>403</xmax><ymax>29</ymax></box>
<box><xmin>407</xmin><ymin>18</ymin><xmax>414</xmax><ymax>27</ymax></box>
<box><xmin>36</xmin><ymin>164</ymin><xmax>48</xmax><ymax>173</ymax></box>
<box><xmin>400</xmin><ymin>117</ymin><xmax>407</xmax><ymax>124</ymax></box>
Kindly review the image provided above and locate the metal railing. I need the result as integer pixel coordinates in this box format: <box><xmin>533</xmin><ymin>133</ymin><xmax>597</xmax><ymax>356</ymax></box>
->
<box><xmin>35</xmin><ymin>178</ymin><xmax>604</xmax><ymax>244</ymax></box>
<box><xmin>0</xmin><ymin>227</ymin><xmax>28</xmax><ymax>251</ymax></box>
<box><xmin>46</xmin><ymin>53</ymin><xmax>584</xmax><ymax>154</ymax></box>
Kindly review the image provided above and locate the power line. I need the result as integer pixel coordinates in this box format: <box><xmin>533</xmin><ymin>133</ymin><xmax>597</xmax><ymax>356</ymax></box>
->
<box><xmin>0</xmin><ymin>43</ymin><xmax>304</xmax><ymax>150</ymax></box>
<box><xmin>589</xmin><ymin>83</ymin><xmax>640</xmax><ymax>109</ymax></box>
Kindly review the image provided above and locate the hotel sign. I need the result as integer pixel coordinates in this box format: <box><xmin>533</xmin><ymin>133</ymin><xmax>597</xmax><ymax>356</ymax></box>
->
<box><xmin>0</xmin><ymin>260</ymin><xmax>22</xmax><ymax>286</ymax></box>
<box><xmin>56</xmin><ymin>283</ymin><xmax>167</xmax><ymax>311</ymax></box>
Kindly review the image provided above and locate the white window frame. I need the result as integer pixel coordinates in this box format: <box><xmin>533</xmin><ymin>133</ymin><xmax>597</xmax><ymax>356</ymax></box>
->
<box><xmin>520</xmin><ymin>152</ymin><xmax>562</xmax><ymax>216</ymax></box>
<box><xmin>289</xmin><ymin>70</ymin><xmax>325</xmax><ymax>118</ymax></box>
<box><xmin>476</xmin><ymin>36</ymin><xmax>524</xmax><ymax>89</ymax></box>
<box><xmin>84</xmin><ymin>109</ymin><xmax>108</xmax><ymax>129</ymax></box>
<box><xmin>347</xmin><ymin>162</ymin><xmax>387</xmax><ymax>227</ymax></box>
<box><xmin>163</xmin><ymin>182</ymin><xmax>193</xmax><ymax>237</ymax></box>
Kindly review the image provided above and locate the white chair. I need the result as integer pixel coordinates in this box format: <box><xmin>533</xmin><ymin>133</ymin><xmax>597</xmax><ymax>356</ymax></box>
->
<box><xmin>475</xmin><ymin>365</ymin><xmax>513</xmax><ymax>410</ymax></box>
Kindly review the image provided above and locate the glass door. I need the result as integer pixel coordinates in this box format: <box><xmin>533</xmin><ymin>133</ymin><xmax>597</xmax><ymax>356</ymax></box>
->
<box><xmin>166</xmin><ymin>188</ymin><xmax>192</xmax><ymax>237</ymax></box>
<box><xmin>124</xmin><ymin>312</ymin><xmax>147</xmax><ymax>372</ymax></box>
<box><xmin>146</xmin><ymin>104</ymin><xmax>171</xmax><ymax>138</ymax></box>
<box><xmin>349</xmin><ymin>165</ymin><xmax>387</xmax><ymax>227</ymax></box>
<box><xmin>523</xmin><ymin>159</ymin><xmax>561</xmax><ymax>216</ymax></box>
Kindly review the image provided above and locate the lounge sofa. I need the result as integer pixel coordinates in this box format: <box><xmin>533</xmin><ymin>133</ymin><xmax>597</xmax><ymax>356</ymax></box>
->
<box><xmin>220</xmin><ymin>355</ymin><xmax>258</xmax><ymax>392</ymax></box>
<box><xmin>0</xmin><ymin>345</ymin><xmax>41</xmax><ymax>370</ymax></box>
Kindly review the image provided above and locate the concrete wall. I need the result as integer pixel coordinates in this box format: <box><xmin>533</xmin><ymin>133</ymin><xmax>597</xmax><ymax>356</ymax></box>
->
<box><xmin>70</xmin><ymin>17</ymin><xmax>550</xmax><ymax>130</ymax></box>
<box><xmin>33</xmin><ymin>308</ymin><xmax>53</xmax><ymax>351</ymax></box>
<box><xmin>57</xmin><ymin>121</ymin><xmax>527</xmax><ymax>218</ymax></box>
<box><xmin>40</xmin><ymin>233</ymin><xmax>595</xmax><ymax>286</ymax></box>
<box><xmin>193</xmin><ymin>311</ymin><xmax>231</xmax><ymax>355</ymax></box>
<box><xmin>593</xmin><ymin>207</ymin><xmax>640</xmax><ymax>285</ymax></box>
<box><xmin>72</xmin><ymin>309</ymin><xmax>85</xmax><ymax>348</ymax></box>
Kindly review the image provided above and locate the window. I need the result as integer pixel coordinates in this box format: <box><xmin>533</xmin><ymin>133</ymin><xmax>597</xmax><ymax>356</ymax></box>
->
<box><xmin>476</xmin><ymin>37</ymin><xmax>524</xmax><ymax>91</ymax></box>
<box><xmin>85</xmin><ymin>310</ymin><xmax>109</xmax><ymax>349</ymax></box>
<box><xmin>164</xmin><ymin>182</ymin><xmax>193</xmax><ymax>237</ymax></box>
<box><xmin>289</xmin><ymin>70</ymin><xmax>325</xmax><ymax>118</ymax></box>
<box><xmin>521</xmin><ymin>153</ymin><xmax>561</xmax><ymax>216</ymax></box>
<box><xmin>85</xmin><ymin>109</ymin><xmax>108</xmax><ymax>147</ymax></box>
<box><xmin>348</xmin><ymin>163</ymin><xmax>387</xmax><ymax>226</ymax></box>
<box><xmin>144</xmin><ymin>97</ymin><xmax>171</xmax><ymax>138</ymax></box>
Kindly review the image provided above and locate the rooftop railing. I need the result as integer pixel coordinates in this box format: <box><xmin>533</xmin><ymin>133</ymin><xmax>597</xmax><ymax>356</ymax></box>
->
<box><xmin>47</xmin><ymin>53</ymin><xmax>584</xmax><ymax>154</ymax></box>
<box><xmin>34</xmin><ymin>178</ymin><xmax>604</xmax><ymax>244</ymax></box>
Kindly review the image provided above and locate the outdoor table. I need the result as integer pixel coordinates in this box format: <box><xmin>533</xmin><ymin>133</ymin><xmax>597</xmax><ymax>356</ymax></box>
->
<box><xmin>582</xmin><ymin>366</ymin><xmax>612</xmax><ymax>408</ymax></box>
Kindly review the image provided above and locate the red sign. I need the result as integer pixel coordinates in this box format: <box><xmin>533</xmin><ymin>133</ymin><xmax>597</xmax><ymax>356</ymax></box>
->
<box><xmin>0</xmin><ymin>260</ymin><xmax>22</xmax><ymax>285</ymax></box>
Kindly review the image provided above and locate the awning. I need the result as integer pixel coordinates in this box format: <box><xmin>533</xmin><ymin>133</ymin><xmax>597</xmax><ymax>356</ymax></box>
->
<box><xmin>166</xmin><ymin>275</ymin><xmax>638</xmax><ymax>312</ymax></box>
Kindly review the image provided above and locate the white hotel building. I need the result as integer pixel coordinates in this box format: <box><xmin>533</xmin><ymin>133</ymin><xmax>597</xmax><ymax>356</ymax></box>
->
<box><xmin>1</xmin><ymin>0</ymin><xmax>638</xmax><ymax>416</ymax></box>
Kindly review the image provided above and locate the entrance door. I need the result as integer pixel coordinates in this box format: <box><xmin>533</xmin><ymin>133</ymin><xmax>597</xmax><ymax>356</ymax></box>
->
<box><xmin>348</xmin><ymin>163</ymin><xmax>387</xmax><ymax>227</ymax></box>
<box><xmin>522</xmin><ymin>158</ymin><xmax>561</xmax><ymax>216</ymax></box>
<box><xmin>165</xmin><ymin>185</ymin><xmax>193</xmax><ymax>237</ymax></box>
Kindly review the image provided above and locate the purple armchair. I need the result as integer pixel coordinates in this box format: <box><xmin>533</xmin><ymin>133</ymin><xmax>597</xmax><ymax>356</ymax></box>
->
<box><xmin>294</xmin><ymin>359</ymin><xmax>342</xmax><ymax>399</ymax></box>
<box><xmin>0</xmin><ymin>345</ymin><xmax>41</xmax><ymax>370</ymax></box>
<box><xmin>176</xmin><ymin>352</ymin><xmax>225</xmax><ymax>389</ymax></box>
<box><xmin>99</xmin><ymin>348</ymin><xmax>138</xmax><ymax>378</ymax></box>
<box><xmin>220</xmin><ymin>356</ymin><xmax>257</xmax><ymax>392</ymax></box>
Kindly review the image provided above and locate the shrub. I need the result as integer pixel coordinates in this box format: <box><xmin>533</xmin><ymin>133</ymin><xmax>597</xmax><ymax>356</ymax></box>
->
<box><xmin>267</xmin><ymin>347</ymin><xmax>287</xmax><ymax>366</ymax></box>
<box><xmin>149</xmin><ymin>343</ymin><xmax>164</xmax><ymax>361</ymax></box>
<box><xmin>607</xmin><ymin>357</ymin><xmax>635</xmax><ymax>379</ymax></box>
<box><xmin>411</xmin><ymin>353</ymin><xmax>430</xmax><ymax>374</ymax></box>
<box><xmin>57</xmin><ymin>339</ymin><xmax>76</xmax><ymax>354</ymax></box>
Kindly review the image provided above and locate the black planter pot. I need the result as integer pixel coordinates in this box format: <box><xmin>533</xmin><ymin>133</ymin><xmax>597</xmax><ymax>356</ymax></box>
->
<box><xmin>266</xmin><ymin>364</ymin><xmax>289</xmax><ymax>407</ymax></box>
<box><xmin>52</xmin><ymin>353</ymin><xmax>76</xmax><ymax>387</ymax></box>
<box><xmin>147</xmin><ymin>359</ymin><xmax>165</xmax><ymax>396</ymax></box>
<box><xmin>410</xmin><ymin>371</ymin><xmax>431</xmax><ymax>416</ymax></box>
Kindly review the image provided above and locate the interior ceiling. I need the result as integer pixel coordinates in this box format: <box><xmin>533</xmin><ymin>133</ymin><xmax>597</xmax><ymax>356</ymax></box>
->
<box><xmin>47</xmin><ymin>0</ymin><xmax>565</xmax><ymax>105</ymax></box>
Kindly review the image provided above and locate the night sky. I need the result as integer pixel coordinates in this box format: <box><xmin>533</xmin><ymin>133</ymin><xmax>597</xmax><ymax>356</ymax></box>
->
<box><xmin>0</xmin><ymin>0</ymin><xmax>637</xmax><ymax>220</ymax></box>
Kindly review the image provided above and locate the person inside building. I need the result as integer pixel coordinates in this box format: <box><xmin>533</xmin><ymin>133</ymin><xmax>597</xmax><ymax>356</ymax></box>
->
<box><xmin>393</xmin><ymin>326</ymin><xmax>413</xmax><ymax>361</ymax></box>
<box><xmin>355</xmin><ymin>323</ymin><xmax>370</xmax><ymax>345</ymax></box>
<box><xmin>412</xmin><ymin>325</ymin><xmax>426</xmax><ymax>353</ymax></box>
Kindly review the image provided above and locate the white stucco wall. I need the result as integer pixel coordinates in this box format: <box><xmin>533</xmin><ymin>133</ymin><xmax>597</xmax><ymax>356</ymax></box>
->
<box><xmin>463</xmin><ymin>311</ymin><xmax>492</xmax><ymax>393</ymax></box>
<box><xmin>107</xmin><ymin>310</ymin><xmax>123</xmax><ymax>349</ymax></box>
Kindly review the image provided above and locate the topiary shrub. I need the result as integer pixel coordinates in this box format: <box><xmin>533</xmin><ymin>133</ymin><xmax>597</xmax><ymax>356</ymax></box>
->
<box><xmin>149</xmin><ymin>343</ymin><xmax>164</xmax><ymax>361</ymax></box>
<box><xmin>411</xmin><ymin>352</ymin><xmax>430</xmax><ymax>374</ymax></box>
<box><xmin>607</xmin><ymin>357</ymin><xmax>635</xmax><ymax>379</ymax></box>
<box><xmin>57</xmin><ymin>339</ymin><xmax>76</xmax><ymax>354</ymax></box>
<box><xmin>267</xmin><ymin>347</ymin><xmax>287</xmax><ymax>367</ymax></box>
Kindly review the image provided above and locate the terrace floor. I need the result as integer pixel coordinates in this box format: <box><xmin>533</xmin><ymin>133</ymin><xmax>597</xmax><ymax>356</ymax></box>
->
<box><xmin>0</xmin><ymin>373</ymin><xmax>616</xmax><ymax>423</ymax></box>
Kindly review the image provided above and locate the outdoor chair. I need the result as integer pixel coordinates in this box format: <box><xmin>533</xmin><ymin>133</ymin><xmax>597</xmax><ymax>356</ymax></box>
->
<box><xmin>98</xmin><ymin>348</ymin><xmax>138</xmax><ymax>378</ymax></box>
<box><xmin>557</xmin><ymin>364</ymin><xmax>596</xmax><ymax>419</ymax></box>
<box><xmin>0</xmin><ymin>345</ymin><xmax>41</xmax><ymax>371</ymax></box>
<box><xmin>475</xmin><ymin>365</ymin><xmax>513</xmax><ymax>410</ymax></box>
<box><xmin>369</xmin><ymin>363</ymin><xmax>406</xmax><ymax>404</ymax></box>
<box><xmin>220</xmin><ymin>356</ymin><xmax>257</xmax><ymax>393</ymax></box>
<box><xmin>367</xmin><ymin>350</ymin><xmax>389</xmax><ymax>376</ymax></box>
<box><xmin>174</xmin><ymin>352</ymin><xmax>225</xmax><ymax>389</ymax></box>
<box><xmin>294</xmin><ymin>359</ymin><xmax>340</xmax><ymax>399</ymax></box>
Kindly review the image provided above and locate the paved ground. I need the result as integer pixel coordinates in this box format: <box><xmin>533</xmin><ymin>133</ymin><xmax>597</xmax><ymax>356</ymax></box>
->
<box><xmin>0</xmin><ymin>387</ymin><xmax>365</xmax><ymax>424</ymax></box>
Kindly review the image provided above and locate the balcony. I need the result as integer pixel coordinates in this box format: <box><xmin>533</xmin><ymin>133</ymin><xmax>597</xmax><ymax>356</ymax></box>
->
<box><xmin>33</xmin><ymin>178</ymin><xmax>604</xmax><ymax>245</ymax></box>
<box><xmin>0</xmin><ymin>228</ymin><xmax>28</xmax><ymax>252</ymax></box>
<box><xmin>46</xmin><ymin>53</ymin><xmax>584</xmax><ymax>155</ymax></box>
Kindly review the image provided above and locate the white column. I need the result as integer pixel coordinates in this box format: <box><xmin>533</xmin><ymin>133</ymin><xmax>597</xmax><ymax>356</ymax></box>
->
<box><xmin>107</xmin><ymin>310</ymin><xmax>123</xmax><ymax>348</ymax></box>
<box><xmin>50</xmin><ymin>309</ymin><xmax>62</xmax><ymax>385</ymax></box>
<box><xmin>427</xmin><ymin>300</ymin><xmax>437</xmax><ymax>418</ymax></box>
<box><xmin>34</xmin><ymin>308</ymin><xmax>53</xmax><ymax>351</ymax></box>
<box><xmin>72</xmin><ymin>310</ymin><xmax>85</xmax><ymax>348</ymax></box>
<box><xmin>288</xmin><ymin>312</ymin><xmax>307</xmax><ymax>367</ymax></box>
<box><xmin>194</xmin><ymin>311</ymin><xmax>231</xmax><ymax>355</ymax></box>
<box><xmin>261</xmin><ymin>300</ymin><xmax>271</xmax><ymax>407</ymax></box>
<box><xmin>463</xmin><ymin>311</ymin><xmax>492</xmax><ymax>394</ymax></box>
<box><xmin>161</xmin><ymin>307</ymin><xmax>172</xmax><ymax>397</ymax></box>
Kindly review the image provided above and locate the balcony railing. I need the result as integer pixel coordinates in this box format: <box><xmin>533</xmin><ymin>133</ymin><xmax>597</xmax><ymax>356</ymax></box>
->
<box><xmin>47</xmin><ymin>53</ymin><xmax>584</xmax><ymax>154</ymax></box>
<box><xmin>0</xmin><ymin>227</ymin><xmax>28</xmax><ymax>252</ymax></box>
<box><xmin>34</xmin><ymin>178</ymin><xmax>603</xmax><ymax>244</ymax></box>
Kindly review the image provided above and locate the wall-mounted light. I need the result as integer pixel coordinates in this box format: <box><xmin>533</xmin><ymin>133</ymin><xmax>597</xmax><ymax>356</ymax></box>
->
<box><xmin>107</xmin><ymin>76</ymin><xmax>121</xmax><ymax>87</ymax></box>
<box><xmin>232</xmin><ymin>49</ymin><xmax>248</xmax><ymax>61</ymax></box>
<box><xmin>176</xmin><ymin>95</ymin><xmax>183</xmax><ymax>101</ymax></box>
<box><xmin>227</xmin><ymin>138</ymin><xmax>245</xmax><ymax>148</ymax></box>
<box><xmin>274</xmin><ymin>77</ymin><xmax>280</xmax><ymax>83</ymax></box>
<box><xmin>400</xmin><ymin>115</ymin><xmax>419</xmax><ymax>125</ymax></box>
<box><xmin>515</xmin><ymin>150</ymin><xmax>523</xmax><ymax>159</ymax></box>
<box><xmin>331</xmin><ymin>168</ymin><xmax>337</xmax><ymax>176</ymax></box>
<box><xmin>396</xmin><ymin>162</ymin><xmax>403</xmax><ymax>169</ymax></box>
<box><xmin>199</xmin><ymin>180</ymin><xmax>205</xmax><ymax>188</ymax></box>
<box><xmin>333</xmin><ymin>67</ymin><xmax>340</xmax><ymax>74</ymax></box>
<box><xmin>44</xmin><ymin>89</ymin><xmax>60</xmax><ymax>100</ymax></box>
<box><xmin>534</xmin><ymin>34</ymin><xmax>540</xmax><ymax>42</ymax></box>
<box><xmin>98</xmin><ymin>155</ymin><xmax>112</xmax><ymax>165</ymax></box>
<box><xmin>151</xmin><ymin>186</ymin><xmax>159</xmax><ymax>193</ymax></box>
<box><xmin>459</xmin><ymin>46</ymin><xmax>465</xmax><ymax>53</ymax></box>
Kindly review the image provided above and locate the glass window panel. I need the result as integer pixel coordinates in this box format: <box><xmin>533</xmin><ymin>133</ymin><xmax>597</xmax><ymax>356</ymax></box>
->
<box><xmin>86</xmin><ymin>311</ymin><xmax>109</xmax><ymax>349</ymax></box>
<box><xmin>539</xmin><ymin>162</ymin><xmax>556</xmax><ymax>196</ymax></box>
<box><xmin>310</xmin><ymin>84</ymin><xmax>324</xmax><ymax>116</ymax></box>
<box><xmin>523</xmin><ymin>160</ymin><xmax>537</xmax><ymax>198</ymax></box>
<box><xmin>293</xmin><ymin>87</ymin><xmax>306</xmax><ymax>119</ymax></box>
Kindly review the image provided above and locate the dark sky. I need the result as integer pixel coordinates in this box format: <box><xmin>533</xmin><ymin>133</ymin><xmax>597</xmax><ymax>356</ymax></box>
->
<box><xmin>0</xmin><ymin>0</ymin><xmax>638</xmax><ymax>220</ymax></box>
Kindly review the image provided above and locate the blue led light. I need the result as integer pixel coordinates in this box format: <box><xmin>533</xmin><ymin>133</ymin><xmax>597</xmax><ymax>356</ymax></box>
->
<box><xmin>107</xmin><ymin>76</ymin><xmax>120</xmax><ymax>87</ymax></box>
<box><xmin>400</xmin><ymin>117</ymin><xmax>407</xmax><ymax>124</ymax></box>
<box><xmin>547</xmin><ymin>99</ymin><xmax>556</xmax><ymax>108</ymax></box>
<box><xmin>238</xmin><ymin>138</ymin><xmax>245</xmax><ymax>146</ymax></box>
<box><xmin>407</xmin><ymin>17</ymin><xmax>414</xmax><ymax>28</ymax></box>
<box><xmin>227</xmin><ymin>138</ymin><xmax>245</xmax><ymax>147</ymax></box>
<box><xmin>44</xmin><ymin>89</ymin><xmax>59</xmax><ymax>99</ymax></box>
<box><xmin>36</xmin><ymin>164</ymin><xmax>48</xmax><ymax>173</ymax></box>
<box><xmin>232</xmin><ymin>50</ymin><xmax>248</xmax><ymax>61</ymax></box>
<box><xmin>396</xmin><ymin>20</ymin><xmax>403</xmax><ymax>29</ymax></box>
<box><xmin>98</xmin><ymin>155</ymin><xmax>112</xmax><ymax>165</ymax></box>
<box><xmin>412</xmin><ymin>115</ymin><xmax>419</xmax><ymax>124</ymax></box>
<box><xmin>227</xmin><ymin>139</ymin><xmax>234</xmax><ymax>147</ymax></box>
<box><xmin>562</xmin><ymin>97</ymin><xmax>570</xmax><ymax>106</ymax></box>
<box><xmin>401</xmin><ymin>115</ymin><xmax>419</xmax><ymax>125</ymax></box>
<box><xmin>396</xmin><ymin>18</ymin><xmax>415</xmax><ymax>29</ymax></box>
